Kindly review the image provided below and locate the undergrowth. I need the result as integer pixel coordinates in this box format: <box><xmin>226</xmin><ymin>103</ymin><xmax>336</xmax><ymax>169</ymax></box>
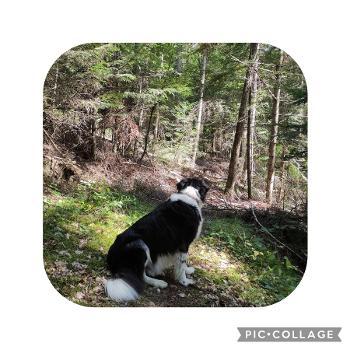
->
<box><xmin>201</xmin><ymin>219</ymin><xmax>301</xmax><ymax>305</ymax></box>
<box><xmin>43</xmin><ymin>182</ymin><xmax>302</xmax><ymax>307</ymax></box>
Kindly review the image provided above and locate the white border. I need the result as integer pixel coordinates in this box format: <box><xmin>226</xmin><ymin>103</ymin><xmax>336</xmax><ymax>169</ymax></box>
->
<box><xmin>1</xmin><ymin>0</ymin><xmax>349</xmax><ymax>349</ymax></box>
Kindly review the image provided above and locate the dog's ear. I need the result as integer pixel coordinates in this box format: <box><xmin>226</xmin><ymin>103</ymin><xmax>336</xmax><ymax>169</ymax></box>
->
<box><xmin>176</xmin><ymin>179</ymin><xmax>188</xmax><ymax>192</ymax></box>
<box><xmin>198</xmin><ymin>181</ymin><xmax>209</xmax><ymax>200</ymax></box>
<box><xmin>202</xmin><ymin>181</ymin><xmax>209</xmax><ymax>193</ymax></box>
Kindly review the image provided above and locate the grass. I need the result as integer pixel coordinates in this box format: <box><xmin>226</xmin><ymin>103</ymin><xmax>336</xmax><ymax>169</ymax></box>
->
<box><xmin>198</xmin><ymin>218</ymin><xmax>301</xmax><ymax>305</ymax></box>
<box><xmin>43</xmin><ymin>182</ymin><xmax>302</xmax><ymax>307</ymax></box>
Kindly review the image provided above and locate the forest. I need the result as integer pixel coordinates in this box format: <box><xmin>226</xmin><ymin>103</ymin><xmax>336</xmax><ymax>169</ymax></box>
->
<box><xmin>43</xmin><ymin>43</ymin><xmax>307</xmax><ymax>307</ymax></box>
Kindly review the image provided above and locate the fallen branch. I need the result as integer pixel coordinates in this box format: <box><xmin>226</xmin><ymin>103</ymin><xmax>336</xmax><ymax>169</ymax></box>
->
<box><xmin>204</xmin><ymin>207</ymin><xmax>240</xmax><ymax>211</ymax></box>
<box><xmin>44</xmin><ymin>129</ymin><xmax>66</xmax><ymax>157</ymax></box>
<box><xmin>250</xmin><ymin>202</ymin><xmax>307</xmax><ymax>265</ymax></box>
<box><xmin>121</xmin><ymin>161</ymin><xmax>155</xmax><ymax>169</ymax></box>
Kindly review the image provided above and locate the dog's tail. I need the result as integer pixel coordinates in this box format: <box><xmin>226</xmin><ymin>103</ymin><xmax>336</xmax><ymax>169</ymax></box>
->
<box><xmin>105</xmin><ymin>238</ymin><xmax>149</xmax><ymax>302</ymax></box>
<box><xmin>105</xmin><ymin>271</ymin><xmax>143</xmax><ymax>302</ymax></box>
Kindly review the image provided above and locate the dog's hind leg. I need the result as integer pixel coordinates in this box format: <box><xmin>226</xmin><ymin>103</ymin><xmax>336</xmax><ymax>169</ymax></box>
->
<box><xmin>174</xmin><ymin>252</ymin><xmax>195</xmax><ymax>286</ymax></box>
<box><xmin>143</xmin><ymin>273</ymin><xmax>168</xmax><ymax>288</ymax></box>
<box><xmin>185</xmin><ymin>265</ymin><xmax>195</xmax><ymax>275</ymax></box>
<box><xmin>142</xmin><ymin>245</ymin><xmax>168</xmax><ymax>288</ymax></box>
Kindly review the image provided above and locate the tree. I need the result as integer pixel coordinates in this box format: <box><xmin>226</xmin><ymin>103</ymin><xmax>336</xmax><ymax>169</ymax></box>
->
<box><xmin>139</xmin><ymin>104</ymin><xmax>157</xmax><ymax>162</ymax></box>
<box><xmin>192</xmin><ymin>44</ymin><xmax>208</xmax><ymax>166</ymax></box>
<box><xmin>225</xmin><ymin>43</ymin><xmax>259</xmax><ymax>194</ymax></box>
<box><xmin>266</xmin><ymin>49</ymin><xmax>285</xmax><ymax>203</ymax></box>
<box><xmin>43</xmin><ymin>43</ymin><xmax>307</xmax><ymax>212</ymax></box>
<box><xmin>246</xmin><ymin>44</ymin><xmax>260</xmax><ymax>199</ymax></box>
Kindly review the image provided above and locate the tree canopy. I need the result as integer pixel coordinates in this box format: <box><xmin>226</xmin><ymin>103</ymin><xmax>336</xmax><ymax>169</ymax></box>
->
<box><xmin>44</xmin><ymin>43</ymin><xmax>307</xmax><ymax>211</ymax></box>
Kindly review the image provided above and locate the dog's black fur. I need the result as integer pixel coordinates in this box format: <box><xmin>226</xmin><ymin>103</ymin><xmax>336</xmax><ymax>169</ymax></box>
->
<box><xmin>105</xmin><ymin>178</ymin><xmax>209</xmax><ymax>301</ymax></box>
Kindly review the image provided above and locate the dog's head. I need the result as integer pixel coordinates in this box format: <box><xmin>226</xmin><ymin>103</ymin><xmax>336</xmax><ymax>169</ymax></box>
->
<box><xmin>176</xmin><ymin>178</ymin><xmax>209</xmax><ymax>202</ymax></box>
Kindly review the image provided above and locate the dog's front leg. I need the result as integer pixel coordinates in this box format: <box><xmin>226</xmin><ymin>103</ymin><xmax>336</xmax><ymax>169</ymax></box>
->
<box><xmin>143</xmin><ymin>273</ymin><xmax>168</xmax><ymax>288</ymax></box>
<box><xmin>174</xmin><ymin>252</ymin><xmax>195</xmax><ymax>286</ymax></box>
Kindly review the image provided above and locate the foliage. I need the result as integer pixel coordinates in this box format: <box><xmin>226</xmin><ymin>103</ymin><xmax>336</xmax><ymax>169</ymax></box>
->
<box><xmin>203</xmin><ymin>218</ymin><xmax>301</xmax><ymax>305</ymax></box>
<box><xmin>44</xmin><ymin>42</ymin><xmax>307</xmax><ymax>210</ymax></box>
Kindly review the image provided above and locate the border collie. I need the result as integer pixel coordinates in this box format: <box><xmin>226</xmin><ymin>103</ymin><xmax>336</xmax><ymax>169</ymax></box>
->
<box><xmin>105</xmin><ymin>178</ymin><xmax>209</xmax><ymax>302</ymax></box>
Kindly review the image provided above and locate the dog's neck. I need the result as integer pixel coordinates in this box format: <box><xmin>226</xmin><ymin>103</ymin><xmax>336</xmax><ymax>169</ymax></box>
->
<box><xmin>170</xmin><ymin>186</ymin><xmax>203</xmax><ymax>210</ymax></box>
<box><xmin>180</xmin><ymin>187</ymin><xmax>202</xmax><ymax>207</ymax></box>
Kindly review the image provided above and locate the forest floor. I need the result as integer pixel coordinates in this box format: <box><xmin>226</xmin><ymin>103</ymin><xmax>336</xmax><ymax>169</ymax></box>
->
<box><xmin>43</xmin><ymin>151</ymin><xmax>305</xmax><ymax>307</ymax></box>
<box><xmin>43</xmin><ymin>144</ymin><xmax>306</xmax><ymax>307</ymax></box>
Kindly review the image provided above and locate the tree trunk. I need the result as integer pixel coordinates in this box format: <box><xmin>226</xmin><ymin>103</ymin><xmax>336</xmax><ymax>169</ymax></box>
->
<box><xmin>237</xmin><ymin>127</ymin><xmax>247</xmax><ymax>187</ymax></box>
<box><xmin>225</xmin><ymin>43</ymin><xmax>259</xmax><ymax>194</ymax></box>
<box><xmin>112</xmin><ymin>116</ymin><xmax>117</xmax><ymax>153</ymax></box>
<box><xmin>175</xmin><ymin>45</ymin><xmax>183</xmax><ymax>74</ymax></box>
<box><xmin>139</xmin><ymin>104</ymin><xmax>157</xmax><ymax>162</ymax></box>
<box><xmin>133</xmin><ymin>76</ymin><xmax>144</xmax><ymax>159</ymax></box>
<box><xmin>246</xmin><ymin>46</ymin><xmax>260</xmax><ymax>199</ymax></box>
<box><xmin>139</xmin><ymin>105</ymin><xmax>144</xmax><ymax>128</ymax></box>
<box><xmin>153</xmin><ymin>105</ymin><xmax>160</xmax><ymax>140</ymax></box>
<box><xmin>53</xmin><ymin>63</ymin><xmax>59</xmax><ymax>107</ymax></box>
<box><xmin>277</xmin><ymin>144</ymin><xmax>287</xmax><ymax>205</ymax></box>
<box><xmin>153</xmin><ymin>52</ymin><xmax>164</xmax><ymax>142</ymax></box>
<box><xmin>192</xmin><ymin>45</ymin><xmax>208</xmax><ymax>166</ymax></box>
<box><xmin>90</xmin><ymin>118</ymin><xmax>96</xmax><ymax>160</ymax></box>
<box><xmin>266</xmin><ymin>49</ymin><xmax>285</xmax><ymax>204</ymax></box>
<box><xmin>138</xmin><ymin>75</ymin><xmax>145</xmax><ymax>128</ymax></box>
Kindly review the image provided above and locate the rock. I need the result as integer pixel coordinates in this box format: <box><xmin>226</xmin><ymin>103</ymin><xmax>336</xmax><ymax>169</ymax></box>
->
<box><xmin>54</xmin><ymin>260</ymin><xmax>68</xmax><ymax>274</ymax></box>
<box><xmin>178</xmin><ymin>293</ymin><xmax>186</xmax><ymax>298</ymax></box>
<box><xmin>59</xmin><ymin>250</ymin><xmax>71</xmax><ymax>257</ymax></box>
<box><xmin>75</xmin><ymin>292</ymin><xmax>84</xmax><ymax>300</ymax></box>
<box><xmin>93</xmin><ymin>285</ymin><xmax>103</xmax><ymax>293</ymax></box>
<box><xmin>78</xmin><ymin>239</ymin><xmax>88</xmax><ymax>248</ymax></box>
<box><xmin>72</xmin><ymin>261</ymin><xmax>87</xmax><ymax>270</ymax></box>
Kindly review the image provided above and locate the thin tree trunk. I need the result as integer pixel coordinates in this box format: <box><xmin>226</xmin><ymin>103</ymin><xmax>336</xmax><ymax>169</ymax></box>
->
<box><xmin>237</xmin><ymin>127</ymin><xmax>247</xmax><ymax>187</ymax></box>
<box><xmin>266</xmin><ymin>50</ymin><xmax>285</xmax><ymax>204</ymax></box>
<box><xmin>246</xmin><ymin>47</ymin><xmax>260</xmax><ymax>199</ymax></box>
<box><xmin>212</xmin><ymin>132</ymin><xmax>217</xmax><ymax>154</ymax></box>
<box><xmin>139</xmin><ymin>104</ymin><xmax>157</xmax><ymax>162</ymax></box>
<box><xmin>153</xmin><ymin>52</ymin><xmax>164</xmax><ymax>143</ymax></box>
<box><xmin>102</xmin><ymin>127</ymin><xmax>107</xmax><ymax>152</ymax></box>
<box><xmin>90</xmin><ymin>118</ymin><xmax>96</xmax><ymax>160</ymax></box>
<box><xmin>139</xmin><ymin>105</ymin><xmax>144</xmax><ymax>128</ymax></box>
<box><xmin>225</xmin><ymin>43</ymin><xmax>259</xmax><ymax>194</ymax></box>
<box><xmin>53</xmin><ymin>64</ymin><xmax>59</xmax><ymax>107</ymax></box>
<box><xmin>192</xmin><ymin>45</ymin><xmax>208</xmax><ymax>166</ymax></box>
<box><xmin>175</xmin><ymin>44</ymin><xmax>183</xmax><ymax>74</ymax></box>
<box><xmin>277</xmin><ymin>144</ymin><xmax>287</xmax><ymax>204</ymax></box>
<box><xmin>153</xmin><ymin>108</ymin><xmax>160</xmax><ymax>140</ymax></box>
<box><xmin>133</xmin><ymin>76</ymin><xmax>144</xmax><ymax>159</ymax></box>
<box><xmin>138</xmin><ymin>75</ymin><xmax>145</xmax><ymax>127</ymax></box>
<box><xmin>112</xmin><ymin>116</ymin><xmax>117</xmax><ymax>153</ymax></box>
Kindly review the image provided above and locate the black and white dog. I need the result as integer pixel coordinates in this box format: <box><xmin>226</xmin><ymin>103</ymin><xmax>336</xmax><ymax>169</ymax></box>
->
<box><xmin>105</xmin><ymin>178</ymin><xmax>209</xmax><ymax>302</ymax></box>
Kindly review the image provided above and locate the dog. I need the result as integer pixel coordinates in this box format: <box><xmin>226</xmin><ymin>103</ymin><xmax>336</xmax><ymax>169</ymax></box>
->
<box><xmin>105</xmin><ymin>177</ymin><xmax>209</xmax><ymax>302</ymax></box>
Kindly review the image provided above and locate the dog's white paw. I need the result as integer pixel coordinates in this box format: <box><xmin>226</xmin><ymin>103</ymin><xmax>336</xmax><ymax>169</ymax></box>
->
<box><xmin>185</xmin><ymin>266</ymin><xmax>195</xmax><ymax>275</ymax></box>
<box><xmin>179</xmin><ymin>278</ymin><xmax>195</xmax><ymax>287</ymax></box>
<box><xmin>155</xmin><ymin>280</ymin><xmax>168</xmax><ymax>289</ymax></box>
